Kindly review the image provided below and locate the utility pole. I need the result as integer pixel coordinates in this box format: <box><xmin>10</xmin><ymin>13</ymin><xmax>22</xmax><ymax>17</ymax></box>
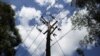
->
<box><xmin>46</xmin><ymin>23</ymin><xmax>51</xmax><ymax>56</ymax></box>
<box><xmin>40</xmin><ymin>16</ymin><xmax>58</xmax><ymax>56</ymax></box>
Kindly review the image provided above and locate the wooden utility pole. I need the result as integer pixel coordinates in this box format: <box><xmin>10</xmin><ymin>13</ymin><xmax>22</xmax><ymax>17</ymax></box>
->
<box><xmin>40</xmin><ymin>16</ymin><xmax>58</xmax><ymax>56</ymax></box>
<box><xmin>46</xmin><ymin>23</ymin><xmax>51</xmax><ymax>56</ymax></box>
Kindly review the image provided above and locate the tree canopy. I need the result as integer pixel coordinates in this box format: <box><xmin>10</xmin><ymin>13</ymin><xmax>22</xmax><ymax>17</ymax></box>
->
<box><xmin>71</xmin><ymin>0</ymin><xmax>100</xmax><ymax>56</ymax></box>
<box><xmin>0</xmin><ymin>1</ymin><xmax>21</xmax><ymax>56</ymax></box>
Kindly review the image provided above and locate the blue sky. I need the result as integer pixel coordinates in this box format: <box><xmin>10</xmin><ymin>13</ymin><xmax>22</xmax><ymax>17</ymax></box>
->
<box><xmin>2</xmin><ymin>0</ymin><xmax>100</xmax><ymax>56</ymax></box>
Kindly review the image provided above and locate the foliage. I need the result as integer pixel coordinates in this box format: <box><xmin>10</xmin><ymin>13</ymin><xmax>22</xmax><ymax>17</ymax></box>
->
<box><xmin>0</xmin><ymin>1</ymin><xmax>21</xmax><ymax>56</ymax></box>
<box><xmin>71</xmin><ymin>0</ymin><xmax>100</xmax><ymax>56</ymax></box>
<box><xmin>76</xmin><ymin>48</ymin><xmax>84</xmax><ymax>56</ymax></box>
<box><xmin>71</xmin><ymin>0</ymin><xmax>100</xmax><ymax>47</ymax></box>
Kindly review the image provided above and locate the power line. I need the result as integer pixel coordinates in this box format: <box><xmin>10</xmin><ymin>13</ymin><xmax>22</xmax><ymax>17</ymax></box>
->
<box><xmin>22</xmin><ymin>26</ymin><xmax>35</xmax><ymax>43</ymax></box>
<box><xmin>43</xmin><ymin>51</ymin><xmax>46</xmax><ymax>56</ymax></box>
<box><xmin>25</xmin><ymin>26</ymin><xmax>46</xmax><ymax>56</ymax></box>
<box><xmin>51</xmin><ymin>24</ymin><xmax>76</xmax><ymax>46</ymax></box>
<box><xmin>16</xmin><ymin>26</ymin><xmax>35</xmax><ymax>56</ymax></box>
<box><xmin>23</xmin><ymin>32</ymin><xmax>41</xmax><ymax>56</ymax></box>
<box><xmin>17</xmin><ymin>4</ymin><xmax>74</xmax><ymax>56</ymax></box>
<box><xmin>19</xmin><ymin>5</ymin><xmax>51</xmax><ymax>46</ymax></box>
<box><xmin>41</xmin><ymin>42</ymin><xmax>65</xmax><ymax>56</ymax></box>
<box><xmin>20</xmin><ymin>8</ymin><xmax>50</xmax><ymax>55</ymax></box>
<box><xmin>26</xmin><ymin>11</ymin><xmax>66</xmax><ymax>56</ymax></box>
<box><xmin>19</xmin><ymin>8</ymin><xmax>50</xmax><ymax>56</ymax></box>
<box><xmin>26</xmin><ymin>26</ymin><xmax>46</xmax><ymax>49</ymax></box>
<box><xmin>23</xmin><ymin>26</ymin><xmax>46</xmax><ymax>56</ymax></box>
<box><xmin>43</xmin><ymin>9</ymin><xmax>84</xmax><ymax>56</ymax></box>
<box><xmin>53</xmin><ymin>36</ymin><xmax>65</xmax><ymax>56</ymax></box>
<box><xmin>27</xmin><ymin>32</ymin><xmax>41</xmax><ymax>49</ymax></box>
<box><xmin>40</xmin><ymin>50</ymin><xmax>46</xmax><ymax>56</ymax></box>
<box><xmin>37</xmin><ymin>8</ymin><xmax>68</xmax><ymax>56</ymax></box>
<box><xmin>31</xmin><ymin>36</ymin><xmax>46</xmax><ymax>56</ymax></box>
<box><xmin>21</xmin><ymin>9</ymin><xmax>50</xmax><ymax>45</ymax></box>
<box><xmin>17</xmin><ymin>25</ymin><xmax>43</xmax><ymax>56</ymax></box>
<box><xmin>51</xmin><ymin>18</ymin><xmax>84</xmax><ymax>46</ymax></box>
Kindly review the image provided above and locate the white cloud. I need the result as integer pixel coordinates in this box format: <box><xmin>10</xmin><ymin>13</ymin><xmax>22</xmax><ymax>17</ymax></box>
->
<box><xmin>54</xmin><ymin>10</ymin><xmax>70</xmax><ymax>26</ymax></box>
<box><xmin>50</xmin><ymin>19</ymin><xmax>88</xmax><ymax>56</ymax></box>
<box><xmin>17</xmin><ymin>6</ymin><xmax>41</xmax><ymax>27</ymax></box>
<box><xmin>16</xmin><ymin>25</ymin><xmax>46</xmax><ymax>56</ymax></box>
<box><xmin>35</xmin><ymin>0</ymin><xmax>47</xmax><ymax>5</ymax></box>
<box><xmin>54</xmin><ymin>4</ymin><xmax>64</xmax><ymax>9</ymax></box>
<box><xmin>19</xmin><ymin>6</ymin><xmax>41</xmax><ymax>20</ymax></box>
<box><xmin>35</xmin><ymin>0</ymin><xmax>56</xmax><ymax>6</ymax></box>
<box><xmin>57</xmin><ymin>10</ymin><xmax>70</xmax><ymax>19</ymax></box>
<box><xmin>35</xmin><ymin>0</ymin><xmax>66</xmax><ymax>11</ymax></box>
<box><xmin>64</xmin><ymin>0</ymin><xmax>72</xmax><ymax>3</ymax></box>
<box><xmin>11</xmin><ymin>4</ymin><xmax>16</xmax><ymax>10</ymax></box>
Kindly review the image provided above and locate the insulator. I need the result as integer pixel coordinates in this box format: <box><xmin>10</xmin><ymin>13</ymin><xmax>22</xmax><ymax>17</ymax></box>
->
<box><xmin>53</xmin><ymin>33</ymin><xmax>57</xmax><ymax>37</ymax></box>
<box><xmin>58</xmin><ymin>28</ymin><xmax>61</xmax><ymax>31</ymax></box>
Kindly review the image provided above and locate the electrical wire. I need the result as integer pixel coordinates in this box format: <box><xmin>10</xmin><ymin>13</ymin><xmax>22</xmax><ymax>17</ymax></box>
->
<box><xmin>22</xmin><ymin>26</ymin><xmax>35</xmax><ymax>43</ymax></box>
<box><xmin>31</xmin><ymin>8</ymin><xmax>70</xmax><ymax>56</ymax></box>
<box><xmin>43</xmin><ymin>51</ymin><xmax>46</xmax><ymax>56</ymax></box>
<box><xmin>51</xmin><ymin>26</ymin><xmax>76</xmax><ymax>46</ymax></box>
<box><xmin>53</xmin><ymin>36</ymin><xmax>65</xmax><ymax>56</ymax></box>
<box><xmin>16</xmin><ymin>26</ymin><xmax>35</xmax><ymax>56</ymax></box>
<box><xmin>29</xmin><ymin>11</ymin><xmax>83</xmax><ymax>56</ymax></box>
<box><xmin>23</xmin><ymin>32</ymin><xmax>41</xmax><ymax>56</ymax></box>
<box><xmin>51</xmin><ymin>18</ymin><xmax>84</xmax><ymax>46</ymax></box>
<box><xmin>19</xmin><ymin>7</ymin><xmax>50</xmax><ymax>56</ymax></box>
<box><xmin>17</xmin><ymin>4</ymin><xmax>74</xmax><ymax>56</ymax></box>
<box><xmin>31</xmin><ymin>37</ymin><xmax>46</xmax><ymax>56</ymax></box>
<box><xmin>22</xmin><ymin>26</ymin><xmax>46</xmax><ymax>56</ymax></box>
<box><xmin>27</xmin><ymin>32</ymin><xmax>41</xmax><ymax>49</ymax></box>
